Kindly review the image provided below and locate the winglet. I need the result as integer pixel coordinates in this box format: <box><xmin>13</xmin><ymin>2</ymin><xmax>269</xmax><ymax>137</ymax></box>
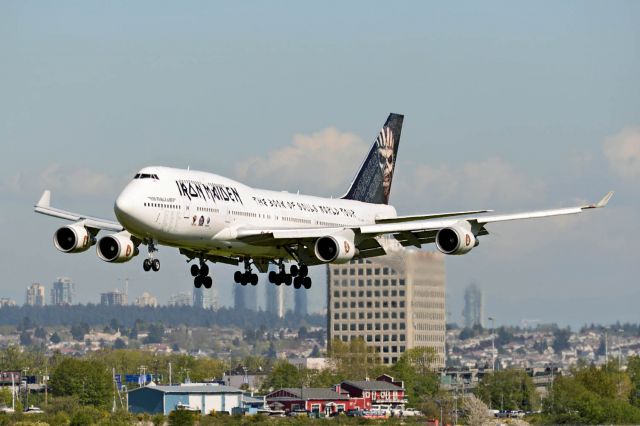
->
<box><xmin>36</xmin><ymin>190</ymin><xmax>51</xmax><ymax>208</ymax></box>
<box><xmin>583</xmin><ymin>191</ymin><xmax>614</xmax><ymax>209</ymax></box>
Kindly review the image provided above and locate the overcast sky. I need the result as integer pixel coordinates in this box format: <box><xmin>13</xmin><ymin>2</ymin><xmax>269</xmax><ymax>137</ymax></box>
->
<box><xmin>1</xmin><ymin>1</ymin><xmax>638</xmax><ymax>328</ymax></box>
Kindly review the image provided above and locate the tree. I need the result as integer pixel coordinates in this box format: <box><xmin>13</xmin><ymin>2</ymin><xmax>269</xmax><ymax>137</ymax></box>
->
<box><xmin>392</xmin><ymin>347</ymin><xmax>439</xmax><ymax>405</ymax></box>
<box><xmin>34</xmin><ymin>327</ymin><xmax>47</xmax><ymax>339</ymax></box>
<box><xmin>50</xmin><ymin>332</ymin><xmax>61</xmax><ymax>344</ymax></box>
<box><xmin>49</xmin><ymin>358</ymin><xmax>112</xmax><ymax>408</ymax></box>
<box><xmin>71</xmin><ymin>322</ymin><xmax>90</xmax><ymax>341</ymax></box>
<box><xmin>552</xmin><ymin>327</ymin><xmax>571</xmax><ymax>353</ymax></box>
<box><xmin>328</xmin><ymin>338</ymin><xmax>380</xmax><ymax>380</ymax></box>
<box><xmin>464</xmin><ymin>394</ymin><xmax>491</xmax><ymax>426</ymax></box>
<box><xmin>475</xmin><ymin>369</ymin><xmax>539</xmax><ymax>411</ymax></box>
<box><xmin>260</xmin><ymin>360</ymin><xmax>304</xmax><ymax>392</ymax></box>
<box><xmin>113</xmin><ymin>338</ymin><xmax>127</xmax><ymax>349</ymax></box>
<box><xmin>20</xmin><ymin>330</ymin><xmax>32</xmax><ymax>346</ymax></box>
<box><xmin>628</xmin><ymin>356</ymin><xmax>640</xmax><ymax>407</ymax></box>
<box><xmin>144</xmin><ymin>323</ymin><xmax>164</xmax><ymax>344</ymax></box>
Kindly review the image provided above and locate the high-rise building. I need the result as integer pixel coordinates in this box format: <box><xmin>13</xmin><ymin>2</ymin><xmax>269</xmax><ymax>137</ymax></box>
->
<box><xmin>101</xmin><ymin>289</ymin><xmax>127</xmax><ymax>306</ymax></box>
<box><xmin>233</xmin><ymin>284</ymin><xmax>257</xmax><ymax>311</ymax></box>
<box><xmin>0</xmin><ymin>298</ymin><xmax>17</xmax><ymax>308</ymax></box>
<box><xmin>134</xmin><ymin>292</ymin><xmax>158</xmax><ymax>307</ymax></box>
<box><xmin>265</xmin><ymin>267</ymin><xmax>285</xmax><ymax>318</ymax></box>
<box><xmin>25</xmin><ymin>283</ymin><xmax>45</xmax><ymax>306</ymax></box>
<box><xmin>327</xmin><ymin>249</ymin><xmax>446</xmax><ymax>367</ymax></box>
<box><xmin>294</xmin><ymin>288</ymin><xmax>308</xmax><ymax>317</ymax></box>
<box><xmin>168</xmin><ymin>292</ymin><xmax>192</xmax><ymax>307</ymax></box>
<box><xmin>462</xmin><ymin>283</ymin><xmax>484</xmax><ymax>329</ymax></box>
<box><xmin>193</xmin><ymin>286</ymin><xmax>216</xmax><ymax>310</ymax></box>
<box><xmin>51</xmin><ymin>277</ymin><xmax>75</xmax><ymax>305</ymax></box>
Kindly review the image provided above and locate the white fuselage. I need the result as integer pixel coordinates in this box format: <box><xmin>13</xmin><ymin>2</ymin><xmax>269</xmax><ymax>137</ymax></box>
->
<box><xmin>114</xmin><ymin>166</ymin><xmax>397</xmax><ymax>259</ymax></box>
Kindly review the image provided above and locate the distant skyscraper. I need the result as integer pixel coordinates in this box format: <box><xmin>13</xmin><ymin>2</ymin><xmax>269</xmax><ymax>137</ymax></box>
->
<box><xmin>0</xmin><ymin>298</ymin><xmax>17</xmax><ymax>308</ymax></box>
<box><xmin>134</xmin><ymin>292</ymin><xmax>158</xmax><ymax>307</ymax></box>
<box><xmin>294</xmin><ymin>288</ymin><xmax>307</xmax><ymax>317</ymax></box>
<box><xmin>233</xmin><ymin>284</ymin><xmax>257</xmax><ymax>311</ymax></box>
<box><xmin>328</xmin><ymin>249</ymin><xmax>446</xmax><ymax>367</ymax></box>
<box><xmin>25</xmin><ymin>283</ymin><xmax>45</xmax><ymax>306</ymax></box>
<box><xmin>265</xmin><ymin>268</ymin><xmax>285</xmax><ymax>318</ymax></box>
<box><xmin>51</xmin><ymin>277</ymin><xmax>74</xmax><ymax>305</ymax></box>
<box><xmin>193</xmin><ymin>286</ymin><xmax>216</xmax><ymax>310</ymax></box>
<box><xmin>101</xmin><ymin>289</ymin><xmax>127</xmax><ymax>306</ymax></box>
<box><xmin>168</xmin><ymin>292</ymin><xmax>192</xmax><ymax>307</ymax></box>
<box><xmin>463</xmin><ymin>283</ymin><xmax>484</xmax><ymax>329</ymax></box>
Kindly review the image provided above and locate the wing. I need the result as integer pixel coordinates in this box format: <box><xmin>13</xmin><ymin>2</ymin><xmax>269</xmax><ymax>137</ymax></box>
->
<box><xmin>34</xmin><ymin>190</ymin><xmax>123</xmax><ymax>232</ymax></box>
<box><xmin>237</xmin><ymin>191</ymin><xmax>613</xmax><ymax>257</ymax></box>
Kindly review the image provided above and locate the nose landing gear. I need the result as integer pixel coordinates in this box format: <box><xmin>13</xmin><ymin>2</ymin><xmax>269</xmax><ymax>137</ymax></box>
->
<box><xmin>142</xmin><ymin>240</ymin><xmax>160</xmax><ymax>272</ymax></box>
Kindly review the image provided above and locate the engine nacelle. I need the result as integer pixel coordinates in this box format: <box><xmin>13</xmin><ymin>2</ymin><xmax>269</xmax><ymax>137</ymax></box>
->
<box><xmin>96</xmin><ymin>232</ymin><xmax>138</xmax><ymax>263</ymax></box>
<box><xmin>314</xmin><ymin>230</ymin><xmax>356</xmax><ymax>264</ymax></box>
<box><xmin>53</xmin><ymin>223</ymin><xmax>95</xmax><ymax>253</ymax></box>
<box><xmin>435</xmin><ymin>222</ymin><xmax>477</xmax><ymax>255</ymax></box>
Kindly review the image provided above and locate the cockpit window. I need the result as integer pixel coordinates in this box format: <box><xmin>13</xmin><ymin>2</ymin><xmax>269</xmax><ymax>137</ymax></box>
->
<box><xmin>133</xmin><ymin>173</ymin><xmax>160</xmax><ymax>180</ymax></box>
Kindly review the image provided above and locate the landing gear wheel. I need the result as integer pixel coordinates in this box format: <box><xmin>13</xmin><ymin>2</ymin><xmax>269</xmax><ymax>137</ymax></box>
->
<box><xmin>303</xmin><ymin>277</ymin><xmax>312</xmax><ymax>289</ymax></box>
<box><xmin>143</xmin><ymin>259</ymin><xmax>152</xmax><ymax>272</ymax></box>
<box><xmin>203</xmin><ymin>276</ymin><xmax>212</xmax><ymax>289</ymax></box>
<box><xmin>190</xmin><ymin>264</ymin><xmax>199</xmax><ymax>277</ymax></box>
<box><xmin>293</xmin><ymin>276</ymin><xmax>302</xmax><ymax>289</ymax></box>
<box><xmin>290</xmin><ymin>264</ymin><xmax>299</xmax><ymax>276</ymax></box>
<box><xmin>199</xmin><ymin>263</ymin><xmax>209</xmax><ymax>277</ymax></box>
<box><xmin>299</xmin><ymin>264</ymin><xmax>308</xmax><ymax>277</ymax></box>
<box><xmin>234</xmin><ymin>271</ymin><xmax>243</xmax><ymax>284</ymax></box>
<box><xmin>281</xmin><ymin>272</ymin><xmax>291</xmax><ymax>286</ymax></box>
<box><xmin>194</xmin><ymin>275</ymin><xmax>203</xmax><ymax>288</ymax></box>
<box><xmin>268</xmin><ymin>271</ymin><xmax>277</xmax><ymax>283</ymax></box>
<box><xmin>284</xmin><ymin>274</ymin><xmax>292</xmax><ymax>286</ymax></box>
<box><xmin>151</xmin><ymin>259</ymin><xmax>161</xmax><ymax>272</ymax></box>
<box><xmin>250</xmin><ymin>274</ymin><xmax>259</xmax><ymax>286</ymax></box>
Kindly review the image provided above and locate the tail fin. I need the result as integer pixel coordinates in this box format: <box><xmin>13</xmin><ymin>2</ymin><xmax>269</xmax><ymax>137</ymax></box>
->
<box><xmin>342</xmin><ymin>113</ymin><xmax>403</xmax><ymax>204</ymax></box>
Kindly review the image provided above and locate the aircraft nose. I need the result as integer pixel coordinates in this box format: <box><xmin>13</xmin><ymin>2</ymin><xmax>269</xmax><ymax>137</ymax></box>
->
<box><xmin>114</xmin><ymin>189</ymin><xmax>135</xmax><ymax>222</ymax></box>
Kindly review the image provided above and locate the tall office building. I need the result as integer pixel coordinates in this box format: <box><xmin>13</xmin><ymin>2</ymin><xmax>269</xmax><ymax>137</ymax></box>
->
<box><xmin>51</xmin><ymin>277</ymin><xmax>75</xmax><ymax>305</ymax></box>
<box><xmin>462</xmin><ymin>283</ymin><xmax>484</xmax><ymax>329</ymax></box>
<box><xmin>294</xmin><ymin>288</ymin><xmax>308</xmax><ymax>316</ymax></box>
<box><xmin>265</xmin><ymin>270</ymin><xmax>285</xmax><ymax>318</ymax></box>
<box><xmin>328</xmin><ymin>249</ymin><xmax>446</xmax><ymax>367</ymax></box>
<box><xmin>25</xmin><ymin>283</ymin><xmax>45</xmax><ymax>306</ymax></box>
<box><xmin>233</xmin><ymin>284</ymin><xmax>257</xmax><ymax>311</ymax></box>
<box><xmin>135</xmin><ymin>292</ymin><xmax>158</xmax><ymax>307</ymax></box>
<box><xmin>193</xmin><ymin>286</ymin><xmax>217</xmax><ymax>310</ymax></box>
<box><xmin>168</xmin><ymin>292</ymin><xmax>192</xmax><ymax>307</ymax></box>
<box><xmin>101</xmin><ymin>289</ymin><xmax>127</xmax><ymax>306</ymax></box>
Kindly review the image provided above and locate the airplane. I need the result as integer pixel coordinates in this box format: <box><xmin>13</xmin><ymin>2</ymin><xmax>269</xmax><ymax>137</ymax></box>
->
<box><xmin>34</xmin><ymin>113</ymin><xmax>613</xmax><ymax>290</ymax></box>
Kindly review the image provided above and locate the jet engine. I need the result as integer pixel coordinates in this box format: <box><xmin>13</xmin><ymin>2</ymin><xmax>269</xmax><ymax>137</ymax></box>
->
<box><xmin>314</xmin><ymin>230</ymin><xmax>356</xmax><ymax>263</ymax></box>
<box><xmin>435</xmin><ymin>222</ymin><xmax>478</xmax><ymax>255</ymax></box>
<box><xmin>96</xmin><ymin>231</ymin><xmax>138</xmax><ymax>263</ymax></box>
<box><xmin>53</xmin><ymin>223</ymin><xmax>95</xmax><ymax>253</ymax></box>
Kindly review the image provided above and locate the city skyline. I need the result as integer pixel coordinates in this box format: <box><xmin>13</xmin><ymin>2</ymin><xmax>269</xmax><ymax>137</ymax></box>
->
<box><xmin>1</xmin><ymin>2</ymin><xmax>638</xmax><ymax>327</ymax></box>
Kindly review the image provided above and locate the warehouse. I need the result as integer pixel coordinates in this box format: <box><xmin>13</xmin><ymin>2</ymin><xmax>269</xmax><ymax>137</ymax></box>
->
<box><xmin>128</xmin><ymin>383</ymin><xmax>243</xmax><ymax>415</ymax></box>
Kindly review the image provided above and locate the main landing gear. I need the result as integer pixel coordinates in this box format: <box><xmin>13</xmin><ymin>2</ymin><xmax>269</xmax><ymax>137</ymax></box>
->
<box><xmin>234</xmin><ymin>258</ymin><xmax>259</xmax><ymax>286</ymax></box>
<box><xmin>142</xmin><ymin>240</ymin><xmax>160</xmax><ymax>272</ymax></box>
<box><xmin>190</xmin><ymin>258</ymin><xmax>212</xmax><ymax>289</ymax></box>
<box><xmin>268</xmin><ymin>262</ymin><xmax>312</xmax><ymax>289</ymax></box>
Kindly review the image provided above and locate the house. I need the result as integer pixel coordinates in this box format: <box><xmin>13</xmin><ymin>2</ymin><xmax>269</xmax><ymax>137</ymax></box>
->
<box><xmin>128</xmin><ymin>383</ymin><xmax>243</xmax><ymax>415</ymax></box>
<box><xmin>266</xmin><ymin>387</ymin><xmax>352</xmax><ymax>415</ymax></box>
<box><xmin>340</xmin><ymin>374</ymin><xmax>407</xmax><ymax>410</ymax></box>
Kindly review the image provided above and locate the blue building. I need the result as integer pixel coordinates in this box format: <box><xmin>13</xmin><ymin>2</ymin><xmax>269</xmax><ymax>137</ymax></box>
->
<box><xmin>128</xmin><ymin>384</ymin><xmax>243</xmax><ymax>415</ymax></box>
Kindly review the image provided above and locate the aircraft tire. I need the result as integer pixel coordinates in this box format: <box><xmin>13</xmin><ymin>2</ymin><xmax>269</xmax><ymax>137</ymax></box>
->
<box><xmin>199</xmin><ymin>263</ymin><xmax>209</xmax><ymax>277</ymax></box>
<box><xmin>203</xmin><ymin>276</ymin><xmax>212</xmax><ymax>289</ymax></box>
<box><xmin>143</xmin><ymin>259</ymin><xmax>152</xmax><ymax>272</ymax></box>
<box><xmin>299</xmin><ymin>264</ymin><xmax>308</xmax><ymax>277</ymax></box>
<box><xmin>250</xmin><ymin>274</ymin><xmax>258</xmax><ymax>286</ymax></box>
<box><xmin>234</xmin><ymin>271</ymin><xmax>242</xmax><ymax>283</ymax></box>
<box><xmin>268</xmin><ymin>271</ymin><xmax>277</xmax><ymax>283</ymax></box>
<box><xmin>151</xmin><ymin>259</ymin><xmax>161</xmax><ymax>272</ymax></box>
<box><xmin>303</xmin><ymin>277</ymin><xmax>312</xmax><ymax>289</ymax></box>
<box><xmin>290</xmin><ymin>264</ymin><xmax>299</xmax><ymax>276</ymax></box>
<box><xmin>194</xmin><ymin>276</ymin><xmax>203</xmax><ymax>288</ymax></box>
<box><xmin>190</xmin><ymin>264</ymin><xmax>199</xmax><ymax>277</ymax></box>
<box><xmin>293</xmin><ymin>276</ymin><xmax>302</xmax><ymax>288</ymax></box>
<box><xmin>284</xmin><ymin>274</ymin><xmax>292</xmax><ymax>286</ymax></box>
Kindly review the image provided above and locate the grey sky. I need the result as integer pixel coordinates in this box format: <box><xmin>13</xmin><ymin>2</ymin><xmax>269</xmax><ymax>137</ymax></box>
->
<box><xmin>1</xmin><ymin>1</ymin><xmax>638</xmax><ymax>328</ymax></box>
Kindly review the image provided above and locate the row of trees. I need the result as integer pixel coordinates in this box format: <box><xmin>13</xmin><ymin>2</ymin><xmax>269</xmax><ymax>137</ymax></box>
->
<box><xmin>1</xmin><ymin>305</ymin><xmax>324</xmax><ymax>328</ymax></box>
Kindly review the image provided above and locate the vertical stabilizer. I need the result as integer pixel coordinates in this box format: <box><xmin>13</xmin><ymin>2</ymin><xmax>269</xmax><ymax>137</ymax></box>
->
<box><xmin>342</xmin><ymin>113</ymin><xmax>403</xmax><ymax>204</ymax></box>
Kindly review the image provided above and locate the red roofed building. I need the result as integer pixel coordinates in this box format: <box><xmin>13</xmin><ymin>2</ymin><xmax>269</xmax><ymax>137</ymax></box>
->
<box><xmin>266</xmin><ymin>387</ymin><xmax>353</xmax><ymax>415</ymax></box>
<box><xmin>340</xmin><ymin>374</ymin><xmax>407</xmax><ymax>411</ymax></box>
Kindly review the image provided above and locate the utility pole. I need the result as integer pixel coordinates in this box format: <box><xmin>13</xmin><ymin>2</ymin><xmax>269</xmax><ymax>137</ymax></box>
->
<box><xmin>169</xmin><ymin>362</ymin><xmax>172</xmax><ymax>386</ymax></box>
<box><xmin>488</xmin><ymin>316</ymin><xmax>496</xmax><ymax>371</ymax></box>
